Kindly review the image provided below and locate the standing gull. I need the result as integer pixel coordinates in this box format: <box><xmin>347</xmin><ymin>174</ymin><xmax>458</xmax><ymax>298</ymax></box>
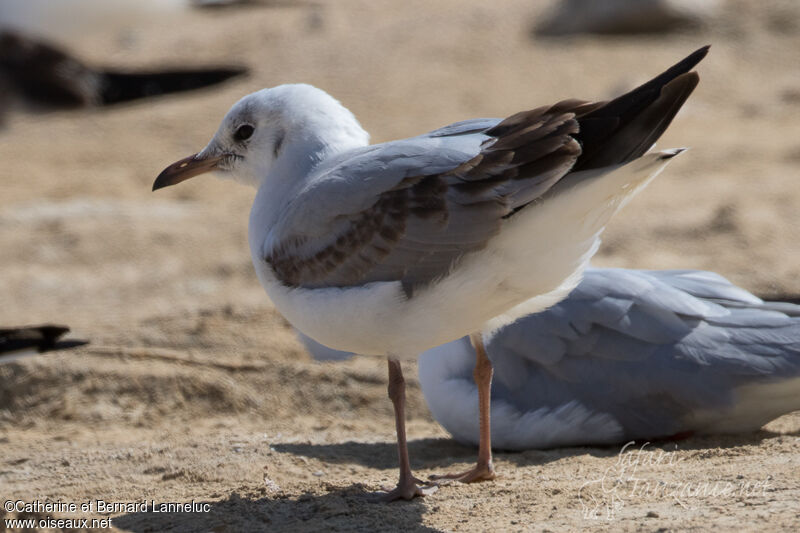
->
<box><xmin>154</xmin><ymin>47</ymin><xmax>708</xmax><ymax>500</ymax></box>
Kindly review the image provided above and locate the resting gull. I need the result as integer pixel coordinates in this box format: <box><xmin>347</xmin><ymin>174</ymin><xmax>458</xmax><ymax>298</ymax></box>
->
<box><xmin>153</xmin><ymin>47</ymin><xmax>708</xmax><ymax>499</ymax></box>
<box><xmin>421</xmin><ymin>268</ymin><xmax>800</xmax><ymax>449</ymax></box>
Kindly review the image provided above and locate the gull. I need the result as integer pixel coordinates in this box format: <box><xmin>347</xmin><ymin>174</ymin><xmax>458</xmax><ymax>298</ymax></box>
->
<box><xmin>0</xmin><ymin>325</ymin><xmax>88</xmax><ymax>365</ymax></box>
<box><xmin>416</xmin><ymin>268</ymin><xmax>800</xmax><ymax>449</ymax></box>
<box><xmin>0</xmin><ymin>30</ymin><xmax>246</xmax><ymax>117</ymax></box>
<box><xmin>153</xmin><ymin>46</ymin><xmax>708</xmax><ymax>500</ymax></box>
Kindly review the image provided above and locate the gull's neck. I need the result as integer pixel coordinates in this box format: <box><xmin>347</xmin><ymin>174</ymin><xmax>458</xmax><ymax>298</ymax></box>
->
<box><xmin>250</xmin><ymin>87</ymin><xmax>370</xmax><ymax>236</ymax></box>
<box><xmin>263</xmin><ymin>114</ymin><xmax>369</xmax><ymax>198</ymax></box>
<box><xmin>277</xmin><ymin>119</ymin><xmax>369</xmax><ymax>178</ymax></box>
<box><xmin>261</xmin><ymin>85</ymin><xmax>370</xmax><ymax>186</ymax></box>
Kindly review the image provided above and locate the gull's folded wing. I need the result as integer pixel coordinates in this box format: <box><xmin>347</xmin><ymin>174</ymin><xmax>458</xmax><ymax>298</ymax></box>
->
<box><xmin>262</xmin><ymin>48</ymin><xmax>707</xmax><ymax>295</ymax></box>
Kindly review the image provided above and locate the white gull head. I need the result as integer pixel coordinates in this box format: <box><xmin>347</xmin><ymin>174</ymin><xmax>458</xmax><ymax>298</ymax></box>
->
<box><xmin>152</xmin><ymin>84</ymin><xmax>370</xmax><ymax>190</ymax></box>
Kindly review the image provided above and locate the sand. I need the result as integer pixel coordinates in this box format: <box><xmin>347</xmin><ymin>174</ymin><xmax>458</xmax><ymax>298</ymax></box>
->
<box><xmin>2</xmin><ymin>0</ymin><xmax>800</xmax><ymax>531</ymax></box>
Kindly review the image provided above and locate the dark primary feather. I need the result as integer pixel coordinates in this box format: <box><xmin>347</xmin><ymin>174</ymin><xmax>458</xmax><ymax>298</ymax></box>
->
<box><xmin>266</xmin><ymin>48</ymin><xmax>708</xmax><ymax>293</ymax></box>
<box><xmin>572</xmin><ymin>45</ymin><xmax>708</xmax><ymax>170</ymax></box>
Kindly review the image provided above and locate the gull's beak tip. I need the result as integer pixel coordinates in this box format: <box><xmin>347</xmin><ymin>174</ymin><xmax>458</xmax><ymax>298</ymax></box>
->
<box><xmin>152</xmin><ymin>169</ymin><xmax>171</xmax><ymax>192</ymax></box>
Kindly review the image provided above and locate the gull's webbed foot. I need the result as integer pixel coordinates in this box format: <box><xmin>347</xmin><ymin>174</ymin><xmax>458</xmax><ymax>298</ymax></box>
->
<box><xmin>374</xmin><ymin>476</ymin><xmax>438</xmax><ymax>502</ymax></box>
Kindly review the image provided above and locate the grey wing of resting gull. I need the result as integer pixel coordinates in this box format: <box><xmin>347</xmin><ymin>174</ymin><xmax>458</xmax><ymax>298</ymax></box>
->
<box><xmin>416</xmin><ymin>268</ymin><xmax>800</xmax><ymax>450</ymax></box>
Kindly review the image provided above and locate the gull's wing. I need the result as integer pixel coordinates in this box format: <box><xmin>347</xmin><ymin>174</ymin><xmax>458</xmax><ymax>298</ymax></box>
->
<box><xmin>262</xmin><ymin>48</ymin><xmax>708</xmax><ymax>294</ymax></box>
<box><xmin>419</xmin><ymin>268</ymin><xmax>800</xmax><ymax>449</ymax></box>
<box><xmin>264</xmin><ymin>106</ymin><xmax>582</xmax><ymax>296</ymax></box>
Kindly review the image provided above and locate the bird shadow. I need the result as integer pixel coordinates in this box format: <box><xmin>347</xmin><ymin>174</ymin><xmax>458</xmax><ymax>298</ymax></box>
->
<box><xmin>112</xmin><ymin>487</ymin><xmax>442</xmax><ymax>533</ymax></box>
<box><xmin>273</xmin><ymin>429</ymin><xmax>795</xmax><ymax>471</ymax></box>
<box><xmin>273</xmin><ymin>437</ymin><xmax>607</xmax><ymax>471</ymax></box>
<box><xmin>273</xmin><ymin>438</ymin><xmax>479</xmax><ymax>471</ymax></box>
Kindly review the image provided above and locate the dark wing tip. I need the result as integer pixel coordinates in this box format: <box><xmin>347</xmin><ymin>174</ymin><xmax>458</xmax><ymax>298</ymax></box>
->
<box><xmin>685</xmin><ymin>45</ymin><xmax>711</xmax><ymax>67</ymax></box>
<box><xmin>658</xmin><ymin>147</ymin><xmax>687</xmax><ymax>160</ymax></box>
<box><xmin>643</xmin><ymin>45</ymin><xmax>709</xmax><ymax>91</ymax></box>
<box><xmin>572</xmin><ymin>47</ymin><xmax>708</xmax><ymax>171</ymax></box>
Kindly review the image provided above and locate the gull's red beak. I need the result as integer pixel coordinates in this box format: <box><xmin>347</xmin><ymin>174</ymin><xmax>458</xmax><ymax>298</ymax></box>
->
<box><xmin>152</xmin><ymin>153</ymin><xmax>223</xmax><ymax>191</ymax></box>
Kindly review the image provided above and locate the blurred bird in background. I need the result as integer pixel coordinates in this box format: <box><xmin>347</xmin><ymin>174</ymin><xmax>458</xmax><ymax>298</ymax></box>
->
<box><xmin>0</xmin><ymin>0</ymin><xmax>248</xmax><ymax>123</ymax></box>
<box><xmin>0</xmin><ymin>0</ymin><xmax>188</xmax><ymax>44</ymax></box>
<box><xmin>0</xmin><ymin>325</ymin><xmax>87</xmax><ymax>365</ymax></box>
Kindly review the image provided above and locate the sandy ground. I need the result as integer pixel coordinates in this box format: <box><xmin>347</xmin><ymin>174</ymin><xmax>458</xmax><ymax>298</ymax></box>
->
<box><xmin>2</xmin><ymin>0</ymin><xmax>800</xmax><ymax>531</ymax></box>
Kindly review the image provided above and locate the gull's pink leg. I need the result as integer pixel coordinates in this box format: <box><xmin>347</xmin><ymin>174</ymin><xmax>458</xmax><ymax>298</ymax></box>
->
<box><xmin>430</xmin><ymin>333</ymin><xmax>496</xmax><ymax>483</ymax></box>
<box><xmin>378</xmin><ymin>357</ymin><xmax>437</xmax><ymax>501</ymax></box>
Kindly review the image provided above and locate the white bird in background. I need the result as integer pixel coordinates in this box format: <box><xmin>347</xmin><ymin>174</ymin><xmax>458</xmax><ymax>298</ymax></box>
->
<box><xmin>0</xmin><ymin>0</ymin><xmax>186</xmax><ymax>45</ymax></box>
<box><xmin>0</xmin><ymin>0</ymin><xmax>283</xmax><ymax>43</ymax></box>
<box><xmin>416</xmin><ymin>268</ymin><xmax>800</xmax><ymax>449</ymax></box>
<box><xmin>153</xmin><ymin>47</ymin><xmax>708</xmax><ymax>500</ymax></box>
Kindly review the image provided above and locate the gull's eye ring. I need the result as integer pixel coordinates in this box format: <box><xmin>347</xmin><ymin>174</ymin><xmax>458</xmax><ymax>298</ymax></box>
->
<box><xmin>234</xmin><ymin>124</ymin><xmax>254</xmax><ymax>142</ymax></box>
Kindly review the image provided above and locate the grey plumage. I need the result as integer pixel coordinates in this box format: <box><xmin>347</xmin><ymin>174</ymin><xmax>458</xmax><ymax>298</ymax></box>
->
<box><xmin>417</xmin><ymin>268</ymin><xmax>800</xmax><ymax>449</ymax></box>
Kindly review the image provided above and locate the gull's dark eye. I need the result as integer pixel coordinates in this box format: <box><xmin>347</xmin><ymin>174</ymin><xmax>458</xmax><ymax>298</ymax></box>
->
<box><xmin>234</xmin><ymin>124</ymin><xmax>254</xmax><ymax>142</ymax></box>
